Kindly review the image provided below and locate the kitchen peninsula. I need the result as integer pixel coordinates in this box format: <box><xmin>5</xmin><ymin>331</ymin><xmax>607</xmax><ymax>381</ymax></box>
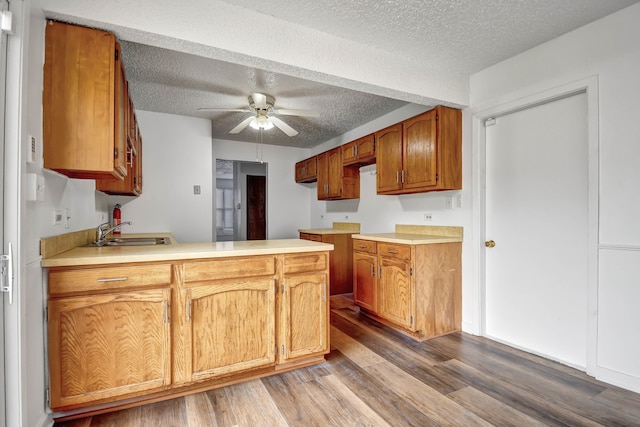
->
<box><xmin>41</xmin><ymin>232</ymin><xmax>332</xmax><ymax>417</ymax></box>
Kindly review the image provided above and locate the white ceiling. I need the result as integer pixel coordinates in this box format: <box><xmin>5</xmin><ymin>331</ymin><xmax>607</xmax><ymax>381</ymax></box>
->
<box><xmin>42</xmin><ymin>0</ymin><xmax>639</xmax><ymax>148</ymax></box>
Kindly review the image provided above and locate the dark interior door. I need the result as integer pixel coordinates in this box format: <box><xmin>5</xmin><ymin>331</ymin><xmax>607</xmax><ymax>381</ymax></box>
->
<box><xmin>247</xmin><ymin>175</ymin><xmax>266</xmax><ymax>240</ymax></box>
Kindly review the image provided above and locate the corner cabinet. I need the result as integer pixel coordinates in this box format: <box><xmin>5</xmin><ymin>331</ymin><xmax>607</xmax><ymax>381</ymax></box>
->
<box><xmin>295</xmin><ymin>157</ymin><xmax>317</xmax><ymax>183</ymax></box>
<box><xmin>300</xmin><ymin>231</ymin><xmax>354</xmax><ymax>295</ymax></box>
<box><xmin>376</xmin><ymin>106</ymin><xmax>462</xmax><ymax>195</ymax></box>
<box><xmin>352</xmin><ymin>239</ymin><xmax>461</xmax><ymax>341</ymax></box>
<box><xmin>342</xmin><ymin>134</ymin><xmax>376</xmax><ymax>166</ymax></box>
<box><xmin>317</xmin><ymin>147</ymin><xmax>359</xmax><ymax>200</ymax></box>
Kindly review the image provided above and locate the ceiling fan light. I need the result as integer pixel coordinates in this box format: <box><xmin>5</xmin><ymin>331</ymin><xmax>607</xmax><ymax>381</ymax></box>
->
<box><xmin>249</xmin><ymin>115</ymin><xmax>274</xmax><ymax>130</ymax></box>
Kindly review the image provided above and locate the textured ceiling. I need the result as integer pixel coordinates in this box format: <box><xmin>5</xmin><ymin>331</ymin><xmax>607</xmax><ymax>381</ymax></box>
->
<box><xmin>120</xmin><ymin>41</ymin><xmax>408</xmax><ymax>149</ymax></box>
<box><xmin>56</xmin><ymin>0</ymin><xmax>638</xmax><ymax>148</ymax></box>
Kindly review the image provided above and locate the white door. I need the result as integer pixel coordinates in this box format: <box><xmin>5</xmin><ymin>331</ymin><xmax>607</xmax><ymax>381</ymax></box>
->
<box><xmin>0</xmin><ymin>1</ymin><xmax>8</xmax><ymax>424</ymax></box>
<box><xmin>485</xmin><ymin>93</ymin><xmax>589</xmax><ymax>368</ymax></box>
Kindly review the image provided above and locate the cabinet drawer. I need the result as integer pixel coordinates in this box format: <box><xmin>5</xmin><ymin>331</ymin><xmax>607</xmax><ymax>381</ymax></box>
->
<box><xmin>283</xmin><ymin>252</ymin><xmax>328</xmax><ymax>274</ymax></box>
<box><xmin>307</xmin><ymin>234</ymin><xmax>323</xmax><ymax>242</ymax></box>
<box><xmin>184</xmin><ymin>256</ymin><xmax>276</xmax><ymax>282</ymax></box>
<box><xmin>378</xmin><ymin>243</ymin><xmax>411</xmax><ymax>261</ymax></box>
<box><xmin>49</xmin><ymin>264</ymin><xmax>173</xmax><ymax>295</ymax></box>
<box><xmin>353</xmin><ymin>239</ymin><xmax>377</xmax><ymax>254</ymax></box>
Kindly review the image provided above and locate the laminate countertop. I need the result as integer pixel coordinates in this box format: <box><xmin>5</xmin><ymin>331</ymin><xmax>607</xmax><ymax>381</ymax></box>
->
<box><xmin>41</xmin><ymin>233</ymin><xmax>333</xmax><ymax>268</ymax></box>
<box><xmin>352</xmin><ymin>233</ymin><xmax>462</xmax><ymax>245</ymax></box>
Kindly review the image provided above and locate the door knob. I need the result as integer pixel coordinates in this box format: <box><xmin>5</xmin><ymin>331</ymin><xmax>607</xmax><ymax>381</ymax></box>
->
<box><xmin>485</xmin><ymin>240</ymin><xmax>496</xmax><ymax>248</ymax></box>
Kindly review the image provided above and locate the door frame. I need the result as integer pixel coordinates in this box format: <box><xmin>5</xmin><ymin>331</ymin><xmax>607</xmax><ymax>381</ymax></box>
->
<box><xmin>470</xmin><ymin>76</ymin><xmax>600</xmax><ymax>375</ymax></box>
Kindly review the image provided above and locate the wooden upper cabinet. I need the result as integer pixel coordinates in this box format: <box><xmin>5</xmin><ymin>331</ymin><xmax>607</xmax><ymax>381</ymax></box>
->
<box><xmin>375</xmin><ymin>123</ymin><xmax>403</xmax><ymax>193</ymax></box>
<box><xmin>376</xmin><ymin>106</ymin><xmax>461</xmax><ymax>195</ymax></box>
<box><xmin>96</xmin><ymin>53</ymin><xmax>143</xmax><ymax>195</ymax></box>
<box><xmin>43</xmin><ymin>21</ymin><xmax>127</xmax><ymax>179</ymax></box>
<box><xmin>295</xmin><ymin>156</ymin><xmax>317</xmax><ymax>183</ymax></box>
<box><xmin>342</xmin><ymin>134</ymin><xmax>376</xmax><ymax>166</ymax></box>
<box><xmin>317</xmin><ymin>147</ymin><xmax>359</xmax><ymax>200</ymax></box>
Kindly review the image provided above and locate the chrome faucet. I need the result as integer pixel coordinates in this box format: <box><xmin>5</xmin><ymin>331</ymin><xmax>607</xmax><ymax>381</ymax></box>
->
<box><xmin>96</xmin><ymin>221</ymin><xmax>132</xmax><ymax>245</ymax></box>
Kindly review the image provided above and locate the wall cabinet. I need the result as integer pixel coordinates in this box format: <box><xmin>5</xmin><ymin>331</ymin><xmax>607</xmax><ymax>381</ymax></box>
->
<box><xmin>376</xmin><ymin>106</ymin><xmax>462</xmax><ymax>194</ymax></box>
<box><xmin>295</xmin><ymin>157</ymin><xmax>317</xmax><ymax>183</ymax></box>
<box><xmin>352</xmin><ymin>238</ymin><xmax>461</xmax><ymax>341</ymax></box>
<box><xmin>47</xmin><ymin>264</ymin><xmax>173</xmax><ymax>409</ymax></box>
<box><xmin>43</xmin><ymin>21</ymin><xmax>143</xmax><ymax>189</ymax></box>
<box><xmin>317</xmin><ymin>147</ymin><xmax>360</xmax><ymax>200</ymax></box>
<box><xmin>342</xmin><ymin>134</ymin><xmax>376</xmax><ymax>166</ymax></box>
<box><xmin>96</xmin><ymin>79</ymin><xmax>143</xmax><ymax>195</ymax></box>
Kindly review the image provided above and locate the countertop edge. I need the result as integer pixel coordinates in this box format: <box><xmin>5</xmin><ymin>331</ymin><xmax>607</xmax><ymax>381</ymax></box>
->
<box><xmin>352</xmin><ymin>233</ymin><xmax>463</xmax><ymax>245</ymax></box>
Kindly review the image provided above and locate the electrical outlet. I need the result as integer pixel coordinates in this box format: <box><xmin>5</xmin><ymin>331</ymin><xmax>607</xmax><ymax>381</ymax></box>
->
<box><xmin>193</xmin><ymin>185</ymin><xmax>201</xmax><ymax>195</ymax></box>
<box><xmin>64</xmin><ymin>208</ymin><xmax>71</xmax><ymax>229</ymax></box>
<box><xmin>320</xmin><ymin>214</ymin><xmax>324</xmax><ymax>219</ymax></box>
<box><xmin>53</xmin><ymin>210</ymin><xmax>63</xmax><ymax>225</ymax></box>
<box><xmin>446</xmin><ymin>197</ymin><xmax>454</xmax><ymax>209</ymax></box>
<box><xmin>345</xmin><ymin>215</ymin><xmax>349</xmax><ymax>220</ymax></box>
<box><xmin>424</xmin><ymin>213</ymin><xmax>433</xmax><ymax>221</ymax></box>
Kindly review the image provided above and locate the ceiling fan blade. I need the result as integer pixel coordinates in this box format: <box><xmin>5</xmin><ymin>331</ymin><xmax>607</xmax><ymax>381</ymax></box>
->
<box><xmin>229</xmin><ymin>116</ymin><xmax>256</xmax><ymax>134</ymax></box>
<box><xmin>250</xmin><ymin>93</ymin><xmax>268</xmax><ymax>109</ymax></box>
<box><xmin>272</xmin><ymin>108</ymin><xmax>320</xmax><ymax>117</ymax></box>
<box><xmin>269</xmin><ymin>116</ymin><xmax>298</xmax><ymax>137</ymax></box>
<box><xmin>198</xmin><ymin>108</ymin><xmax>252</xmax><ymax>112</ymax></box>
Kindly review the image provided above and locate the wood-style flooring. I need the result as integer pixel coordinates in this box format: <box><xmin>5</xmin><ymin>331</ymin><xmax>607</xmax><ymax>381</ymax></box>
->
<box><xmin>57</xmin><ymin>295</ymin><xmax>640</xmax><ymax>426</ymax></box>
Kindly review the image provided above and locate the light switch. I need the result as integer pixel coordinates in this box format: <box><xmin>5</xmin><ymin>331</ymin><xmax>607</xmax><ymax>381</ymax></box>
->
<box><xmin>193</xmin><ymin>185</ymin><xmax>201</xmax><ymax>195</ymax></box>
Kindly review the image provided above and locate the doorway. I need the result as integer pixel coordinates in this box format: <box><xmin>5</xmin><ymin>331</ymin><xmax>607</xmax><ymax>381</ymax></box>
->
<box><xmin>215</xmin><ymin>159</ymin><xmax>267</xmax><ymax>242</ymax></box>
<box><xmin>484</xmin><ymin>92</ymin><xmax>589</xmax><ymax>367</ymax></box>
<box><xmin>246</xmin><ymin>175</ymin><xmax>266</xmax><ymax>240</ymax></box>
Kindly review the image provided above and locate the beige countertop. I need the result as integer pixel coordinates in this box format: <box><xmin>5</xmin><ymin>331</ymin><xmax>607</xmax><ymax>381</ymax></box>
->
<box><xmin>41</xmin><ymin>233</ymin><xmax>334</xmax><ymax>268</ymax></box>
<box><xmin>352</xmin><ymin>233</ymin><xmax>462</xmax><ymax>245</ymax></box>
<box><xmin>353</xmin><ymin>224</ymin><xmax>463</xmax><ymax>245</ymax></box>
<box><xmin>298</xmin><ymin>221</ymin><xmax>361</xmax><ymax>235</ymax></box>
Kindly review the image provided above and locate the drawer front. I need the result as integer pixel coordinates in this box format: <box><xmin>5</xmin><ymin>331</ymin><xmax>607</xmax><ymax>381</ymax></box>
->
<box><xmin>184</xmin><ymin>256</ymin><xmax>276</xmax><ymax>283</ymax></box>
<box><xmin>283</xmin><ymin>252</ymin><xmax>328</xmax><ymax>274</ymax></box>
<box><xmin>299</xmin><ymin>233</ymin><xmax>310</xmax><ymax>240</ymax></box>
<box><xmin>378</xmin><ymin>243</ymin><xmax>411</xmax><ymax>261</ymax></box>
<box><xmin>49</xmin><ymin>263</ymin><xmax>173</xmax><ymax>295</ymax></box>
<box><xmin>353</xmin><ymin>239</ymin><xmax>377</xmax><ymax>254</ymax></box>
<box><xmin>307</xmin><ymin>234</ymin><xmax>323</xmax><ymax>242</ymax></box>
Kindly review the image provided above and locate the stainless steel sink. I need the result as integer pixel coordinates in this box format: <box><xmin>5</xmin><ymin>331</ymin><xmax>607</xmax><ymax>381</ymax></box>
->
<box><xmin>84</xmin><ymin>237</ymin><xmax>171</xmax><ymax>247</ymax></box>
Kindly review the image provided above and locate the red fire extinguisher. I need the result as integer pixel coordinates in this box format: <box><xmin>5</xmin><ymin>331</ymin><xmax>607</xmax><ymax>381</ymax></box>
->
<box><xmin>113</xmin><ymin>204</ymin><xmax>122</xmax><ymax>235</ymax></box>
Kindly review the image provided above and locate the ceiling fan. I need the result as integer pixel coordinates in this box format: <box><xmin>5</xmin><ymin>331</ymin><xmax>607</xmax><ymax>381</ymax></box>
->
<box><xmin>198</xmin><ymin>93</ymin><xmax>319</xmax><ymax>137</ymax></box>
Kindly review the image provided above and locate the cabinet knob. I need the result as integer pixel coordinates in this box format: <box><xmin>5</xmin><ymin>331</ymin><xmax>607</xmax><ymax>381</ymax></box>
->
<box><xmin>485</xmin><ymin>240</ymin><xmax>496</xmax><ymax>248</ymax></box>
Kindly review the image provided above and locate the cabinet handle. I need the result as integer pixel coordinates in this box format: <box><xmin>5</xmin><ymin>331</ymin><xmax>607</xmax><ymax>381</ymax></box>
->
<box><xmin>358</xmin><ymin>245</ymin><xmax>367</xmax><ymax>249</ymax></box>
<box><xmin>164</xmin><ymin>301</ymin><xmax>169</xmax><ymax>324</ymax></box>
<box><xmin>352</xmin><ymin>146</ymin><xmax>355</xmax><ymax>157</ymax></box>
<box><xmin>323</xmin><ymin>283</ymin><xmax>327</xmax><ymax>302</ymax></box>
<box><xmin>302</xmin><ymin>166</ymin><xmax>306</xmax><ymax>176</ymax></box>
<box><xmin>186</xmin><ymin>299</ymin><xmax>191</xmax><ymax>322</ymax></box>
<box><xmin>401</xmin><ymin>170</ymin><xmax>405</xmax><ymax>184</ymax></box>
<box><xmin>355</xmin><ymin>145</ymin><xmax>358</xmax><ymax>157</ymax></box>
<box><xmin>386</xmin><ymin>249</ymin><xmax>399</xmax><ymax>254</ymax></box>
<box><xmin>370</xmin><ymin>264</ymin><xmax>375</xmax><ymax>276</ymax></box>
<box><xmin>378</xmin><ymin>265</ymin><xmax>382</xmax><ymax>279</ymax></box>
<box><xmin>396</xmin><ymin>170</ymin><xmax>399</xmax><ymax>183</ymax></box>
<box><xmin>96</xmin><ymin>277</ymin><xmax>128</xmax><ymax>282</ymax></box>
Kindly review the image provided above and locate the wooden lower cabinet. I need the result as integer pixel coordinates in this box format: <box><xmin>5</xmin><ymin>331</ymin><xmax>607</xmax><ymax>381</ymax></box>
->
<box><xmin>47</xmin><ymin>287</ymin><xmax>172</xmax><ymax>409</ymax></box>
<box><xmin>47</xmin><ymin>252</ymin><xmax>329</xmax><ymax>414</ymax></box>
<box><xmin>281</xmin><ymin>253</ymin><xmax>329</xmax><ymax>360</ymax></box>
<box><xmin>353</xmin><ymin>239</ymin><xmax>461</xmax><ymax>341</ymax></box>
<box><xmin>299</xmin><ymin>232</ymin><xmax>354</xmax><ymax>295</ymax></box>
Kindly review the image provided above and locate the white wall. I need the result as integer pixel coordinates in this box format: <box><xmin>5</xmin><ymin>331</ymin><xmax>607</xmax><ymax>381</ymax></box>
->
<box><xmin>470</xmin><ymin>2</ymin><xmax>640</xmax><ymax>392</ymax></box>
<box><xmin>117</xmin><ymin>111</ymin><xmax>213</xmax><ymax>243</ymax></box>
<box><xmin>304</xmin><ymin>104</ymin><xmax>476</xmax><ymax>332</ymax></box>
<box><xmin>212</xmin><ymin>138</ymin><xmax>312</xmax><ymax>240</ymax></box>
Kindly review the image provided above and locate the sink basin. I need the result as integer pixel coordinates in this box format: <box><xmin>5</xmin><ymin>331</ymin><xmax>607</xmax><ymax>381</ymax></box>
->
<box><xmin>84</xmin><ymin>237</ymin><xmax>171</xmax><ymax>247</ymax></box>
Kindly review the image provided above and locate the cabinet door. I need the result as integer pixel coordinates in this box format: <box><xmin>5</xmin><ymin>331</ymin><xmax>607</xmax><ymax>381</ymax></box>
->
<box><xmin>403</xmin><ymin>109</ymin><xmax>437</xmax><ymax>191</ymax></box>
<box><xmin>281</xmin><ymin>273</ymin><xmax>328</xmax><ymax>360</ymax></box>
<box><xmin>357</xmin><ymin>134</ymin><xmax>376</xmax><ymax>163</ymax></box>
<box><xmin>342</xmin><ymin>140</ymin><xmax>358</xmax><ymax>165</ymax></box>
<box><xmin>316</xmin><ymin>151</ymin><xmax>329</xmax><ymax>199</ymax></box>
<box><xmin>43</xmin><ymin>21</ymin><xmax>125</xmax><ymax>179</ymax></box>
<box><xmin>48</xmin><ymin>289</ymin><xmax>171</xmax><ymax>410</ymax></box>
<box><xmin>375</xmin><ymin>123</ymin><xmax>403</xmax><ymax>193</ymax></box>
<box><xmin>327</xmin><ymin>147</ymin><xmax>343</xmax><ymax>198</ymax></box>
<box><xmin>186</xmin><ymin>279</ymin><xmax>276</xmax><ymax>381</ymax></box>
<box><xmin>378</xmin><ymin>256</ymin><xmax>413</xmax><ymax>330</ymax></box>
<box><xmin>354</xmin><ymin>252</ymin><xmax>377</xmax><ymax>312</ymax></box>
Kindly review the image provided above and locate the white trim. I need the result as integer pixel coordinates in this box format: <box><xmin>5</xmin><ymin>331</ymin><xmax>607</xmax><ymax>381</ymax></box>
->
<box><xmin>470</xmin><ymin>75</ymin><xmax>600</xmax><ymax>377</ymax></box>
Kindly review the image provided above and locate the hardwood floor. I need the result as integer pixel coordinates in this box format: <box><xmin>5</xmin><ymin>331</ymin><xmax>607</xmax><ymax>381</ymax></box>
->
<box><xmin>57</xmin><ymin>295</ymin><xmax>640</xmax><ymax>426</ymax></box>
